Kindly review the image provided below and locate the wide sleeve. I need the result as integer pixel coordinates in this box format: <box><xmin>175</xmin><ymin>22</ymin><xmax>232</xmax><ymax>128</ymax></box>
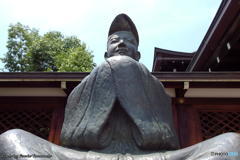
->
<box><xmin>61</xmin><ymin>61</ymin><xmax>117</xmax><ymax>149</ymax></box>
<box><xmin>107</xmin><ymin>56</ymin><xmax>179</xmax><ymax>150</ymax></box>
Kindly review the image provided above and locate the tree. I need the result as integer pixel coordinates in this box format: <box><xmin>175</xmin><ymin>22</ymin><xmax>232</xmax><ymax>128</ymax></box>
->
<box><xmin>1</xmin><ymin>23</ymin><xmax>95</xmax><ymax>72</ymax></box>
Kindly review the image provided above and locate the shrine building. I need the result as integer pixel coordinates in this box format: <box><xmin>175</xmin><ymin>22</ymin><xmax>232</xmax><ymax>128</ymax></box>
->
<box><xmin>0</xmin><ymin>0</ymin><xmax>239</xmax><ymax>148</ymax></box>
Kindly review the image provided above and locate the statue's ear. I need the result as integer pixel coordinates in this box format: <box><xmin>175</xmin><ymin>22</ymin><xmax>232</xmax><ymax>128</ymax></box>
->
<box><xmin>135</xmin><ymin>51</ymin><xmax>141</xmax><ymax>61</ymax></box>
<box><xmin>104</xmin><ymin>52</ymin><xmax>108</xmax><ymax>59</ymax></box>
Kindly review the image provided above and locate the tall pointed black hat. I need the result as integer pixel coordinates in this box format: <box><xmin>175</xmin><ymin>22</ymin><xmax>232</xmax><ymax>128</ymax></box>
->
<box><xmin>108</xmin><ymin>14</ymin><xmax>139</xmax><ymax>45</ymax></box>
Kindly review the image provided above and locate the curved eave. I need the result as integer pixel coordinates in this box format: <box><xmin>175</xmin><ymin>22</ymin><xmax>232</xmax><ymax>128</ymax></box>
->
<box><xmin>186</xmin><ymin>0</ymin><xmax>240</xmax><ymax>71</ymax></box>
<box><xmin>152</xmin><ymin>47</ymin><xmax>194</xmax><ymax>72</ymax></box>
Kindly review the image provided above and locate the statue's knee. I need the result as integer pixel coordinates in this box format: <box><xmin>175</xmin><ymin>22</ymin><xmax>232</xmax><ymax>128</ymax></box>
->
<box><xmin>0</xmin><ymin>129</ymin><xmax>27</xmax><ymax>150</ymax></box>
<box><xmin>222</xmin><ymin>132</ymin><xmax>240</xmax><ymax>141</ymax></box>
<box><xmin>1</xmin><ymin>129</ymin><xmax>26</xmax><ymax>135</ymax></box>
<box><xmin>0</xmin><ymin>129</ymin><xmax>29</xmax><ymax>140</ymax></box>
<box><xmin>206</xmin><ymin>132</ymin><xmax>240</xmax><ymax>145</ymax></box>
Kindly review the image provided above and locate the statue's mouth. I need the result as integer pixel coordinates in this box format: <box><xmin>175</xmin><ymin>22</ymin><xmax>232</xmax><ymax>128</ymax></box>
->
<box><xmin>116</xmin><ymin>48</ymin><xmax>128</xmax><ymax>54</ymax></box>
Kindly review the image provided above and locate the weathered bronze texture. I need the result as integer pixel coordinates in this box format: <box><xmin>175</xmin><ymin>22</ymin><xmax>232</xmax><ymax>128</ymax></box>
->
<box><xmin>0</xmin><ymin>13</ymin><xmax>240</xmax><ymax>160</ymax></box>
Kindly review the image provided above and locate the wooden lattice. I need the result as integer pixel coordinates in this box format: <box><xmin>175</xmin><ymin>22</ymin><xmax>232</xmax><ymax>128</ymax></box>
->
<box><xmin>0</xmin><ymin>111</ymin><xmax>52</xmax><ymax>139</ymax></box>
<box><xmin>199</xmin><ymin>111</ymin><xmax>240</xmax><ymax>140</ymax></box>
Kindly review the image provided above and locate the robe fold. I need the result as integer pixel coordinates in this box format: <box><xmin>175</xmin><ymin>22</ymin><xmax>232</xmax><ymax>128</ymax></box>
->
<box><xmin>61</xmin><ymin>56</ymin><xmax>179</xmax><ymax>153</ymax></box>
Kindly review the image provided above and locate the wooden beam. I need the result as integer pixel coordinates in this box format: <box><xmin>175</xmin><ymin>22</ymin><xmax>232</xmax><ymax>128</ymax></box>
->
<box><xmin>204</xmin><ymin>12</ymin><xmax>240</xmax><ymax>71</ymax></box>
<box><xmin>187</xmin><ymin>0</ymin><xmax>240</xmax><ymax>71</ymax></box>
<box><xmin>152</xmin><ymin>72</ymin><xmax>240</xmax><ymax>82</ymax></box>
<box><xmin>1</xmin><ymin>72</ymin><xmax>240</xmax><ymax>82</ymax></box>
<box><xmin>0</xmin><ymin>72</ymin><xmax>89</xmax><ymax>81</ymax></box>
<box><xmin>173</xmin><ymin>98</ymin><xmax>240</xmax><ymax>105</ymax></box>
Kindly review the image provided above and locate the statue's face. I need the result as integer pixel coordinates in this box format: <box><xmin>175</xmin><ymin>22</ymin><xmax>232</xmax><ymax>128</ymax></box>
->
<box><xmin>106</xmin><ymin>31</ymin><xmax>139</xmax><ymax>61</ymax></box>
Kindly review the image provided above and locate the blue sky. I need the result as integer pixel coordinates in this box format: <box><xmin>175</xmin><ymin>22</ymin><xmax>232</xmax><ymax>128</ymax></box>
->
<box><xmin>0</xmin><ymin>0</ymin><xmax>221</xmax><ymax>71</ymax></box>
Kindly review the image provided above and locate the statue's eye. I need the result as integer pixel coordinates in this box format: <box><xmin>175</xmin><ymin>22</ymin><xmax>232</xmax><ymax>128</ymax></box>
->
<box><xmin>127</xmin><ymin>39</ymin><xmax>136</xmax><ymax>45</ymax></box>
<box><xmin>110</xmin><ymin>38</ymin><xmax>119</xmax><ymax>43</ymax></box>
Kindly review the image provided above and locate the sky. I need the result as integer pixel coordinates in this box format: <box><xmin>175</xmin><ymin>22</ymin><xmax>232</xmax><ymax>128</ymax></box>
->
<box><xmin>0</xmin><ymin>0</ymin><xmax>221</xmax><ymax>71</ymax></box>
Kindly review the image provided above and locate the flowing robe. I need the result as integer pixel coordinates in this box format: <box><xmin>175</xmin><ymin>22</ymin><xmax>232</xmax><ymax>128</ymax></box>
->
<box><xmin>0</xmin><ymin>56</ymin><xmax>240</xmax><ymax>159</ymax></box>
<box><xmin>61</xmin><ymin>56</ymin><xmax>179</xmax><ymax>153</ymax></box>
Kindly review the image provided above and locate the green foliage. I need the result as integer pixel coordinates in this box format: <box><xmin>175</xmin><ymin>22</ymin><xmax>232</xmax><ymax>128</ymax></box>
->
<box><xmin>1</xmin><ymin>23</ymin><xmax>95</xmax><ymax>72</ymax></box>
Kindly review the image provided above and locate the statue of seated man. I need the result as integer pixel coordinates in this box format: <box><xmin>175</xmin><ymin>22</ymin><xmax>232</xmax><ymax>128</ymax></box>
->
<box><xmin>0</xmin><ymin>14</ymin><xmax>240</xmax><ymax>160</ymax></box>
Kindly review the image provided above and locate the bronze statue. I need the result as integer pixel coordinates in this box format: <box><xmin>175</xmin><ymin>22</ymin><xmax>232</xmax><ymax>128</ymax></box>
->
<box><xmin>0</xmin><ymin>14</ymin><xmax>240</xmax><ymax>160</ymax></box>
<box><xmin>61</xmin><ymin>14</ymin><xmax>179</xmax><ymax>153</ymax></box>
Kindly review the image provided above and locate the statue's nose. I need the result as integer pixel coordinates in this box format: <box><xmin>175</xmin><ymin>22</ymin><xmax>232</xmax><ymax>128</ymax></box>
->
<box><xmin>118</xmin><ymin>39</ymin><xmax>126</xmax><ymax>47</ymax></box>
